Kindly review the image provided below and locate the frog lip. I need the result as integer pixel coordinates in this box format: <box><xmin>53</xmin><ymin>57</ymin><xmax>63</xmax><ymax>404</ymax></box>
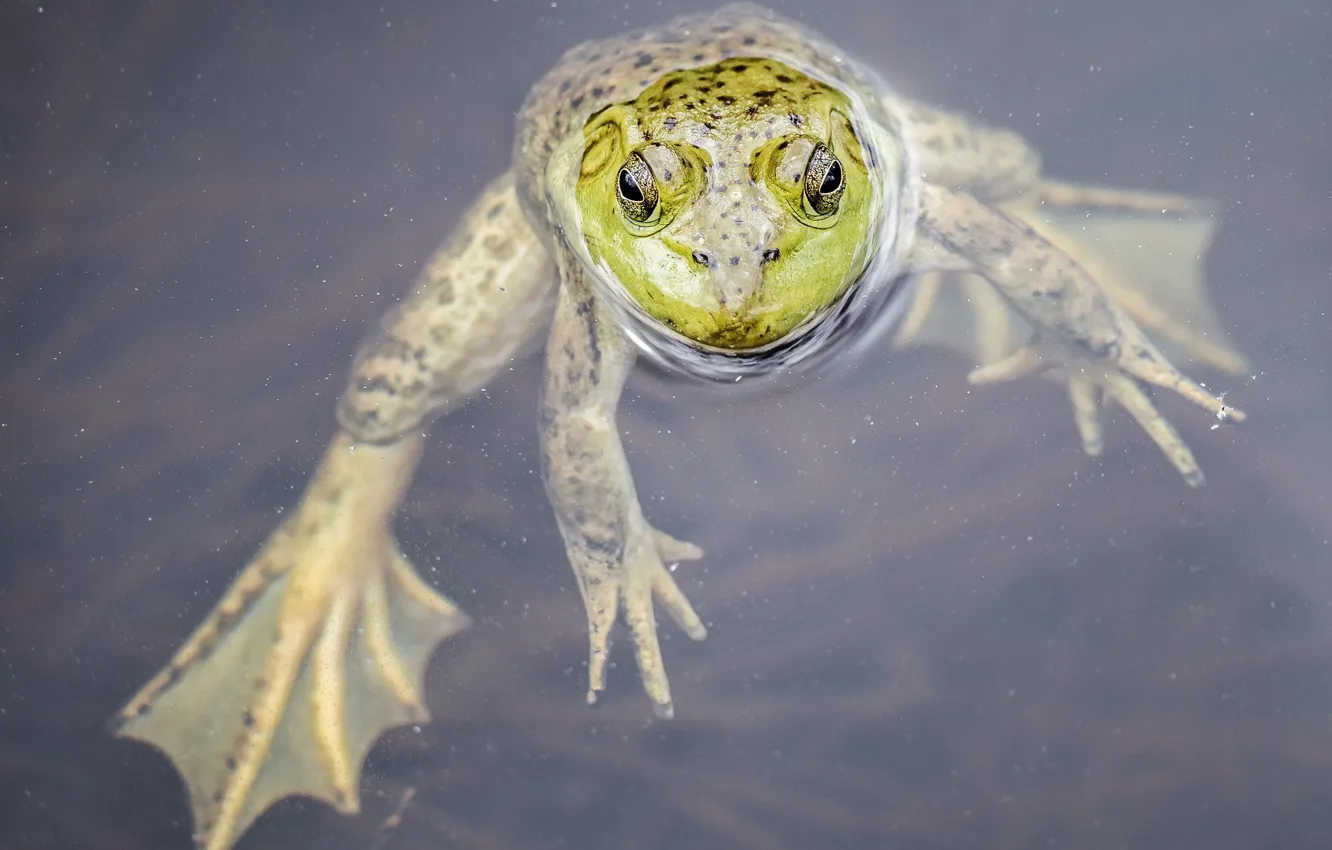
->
<box><xmin>691</xmin><ymin>307</ymin><xmax>779</xmax><ymax>350</ymax></box>
<box><xmin>613</xmin><ymin>263</ymin><xmax>914</xmax><ymax>397</ymax></box>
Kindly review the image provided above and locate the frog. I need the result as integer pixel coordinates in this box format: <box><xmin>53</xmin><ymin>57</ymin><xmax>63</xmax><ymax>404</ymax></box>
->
<box><xmin>110</xmin><ymin>5</ymin><xmax>1248</xmax><ymax>849</ymax></box>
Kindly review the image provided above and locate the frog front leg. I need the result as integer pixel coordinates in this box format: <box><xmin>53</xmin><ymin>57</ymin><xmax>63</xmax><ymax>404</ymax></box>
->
<box><xmin>909</xmin><ymin>182</ymin><xmax>1241</xmax><ymax>486</ymax></box>
<box><xmin>539</xmin><ymin>246</ymin><xmax>708</xmax><ymax>718</ymax></box>
<box><xmin>113</xmin><ymin>173</ymin><xmax>555</xmax><ymax>850</ymax></box>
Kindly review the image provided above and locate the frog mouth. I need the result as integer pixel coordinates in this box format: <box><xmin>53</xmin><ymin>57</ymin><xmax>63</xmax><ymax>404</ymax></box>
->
<box><xmin>610</xmin><ymin>265</ymin><xmax>915</xmax><ymax>393</ymax></box>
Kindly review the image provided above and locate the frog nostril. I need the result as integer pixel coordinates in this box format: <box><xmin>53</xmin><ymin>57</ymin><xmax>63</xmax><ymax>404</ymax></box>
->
<box><xmin>761</xmin><ymin>248</ymin><xmax>781</xmax><ymax>263</ymax></box>
<box><xmin>691</xmin><ymin>250</ymin><xmax>712</xmax><ymax>268</ymax></box>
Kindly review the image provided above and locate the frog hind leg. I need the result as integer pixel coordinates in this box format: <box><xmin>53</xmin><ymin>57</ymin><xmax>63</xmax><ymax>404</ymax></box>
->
<box><xmin>910</xmin><ymin>183</ymin><xmax>1248</xmax><ymax>487</ymax></box>
<box><xmin>113</xmin><ymin>172</ymin><xmax>557</xmax><ymax>850</ymax></box>
<box><xmin>897</xmin><ymin>182</ymin><xmax>1250</xmax><ymax>374</ymax></box>
<box><xmin>1017</xmin><ymin>180</ymin><xmax>1250</xmax><ymax>374</ymax></box>
<box><xmin>112</xmin><ymin>432</ymin><xmax>469</xmax><ymax>850</ymax></box>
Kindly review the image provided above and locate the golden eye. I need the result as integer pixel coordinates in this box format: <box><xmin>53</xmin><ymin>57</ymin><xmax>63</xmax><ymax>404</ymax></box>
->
<box><xmin>803</xmin><ymin>143</ymin><xmax>844</xmax><ymax>218</ymax></box>
<box><xmin>615</xmin><ymin>153</ymin><xmax>659</xmax><ymax>223</ymax></box>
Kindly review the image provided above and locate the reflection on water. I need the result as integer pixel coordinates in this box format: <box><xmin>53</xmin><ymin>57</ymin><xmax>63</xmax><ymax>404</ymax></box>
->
<box><xmin>2</xmin><ymin>1</ymin><xmax>1331</xmax><ymax>848</ymax></box>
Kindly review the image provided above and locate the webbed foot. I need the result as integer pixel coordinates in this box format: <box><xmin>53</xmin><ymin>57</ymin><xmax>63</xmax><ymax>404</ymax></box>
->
<box><xmin>112</xmin><ymin>432</ymin><xmax>469</xmax><ymax>850</ymax></box>
<box><xmin>579</xmin><ymin>521</ymin><xmax>708</xmax><ymax>719</ymax></box>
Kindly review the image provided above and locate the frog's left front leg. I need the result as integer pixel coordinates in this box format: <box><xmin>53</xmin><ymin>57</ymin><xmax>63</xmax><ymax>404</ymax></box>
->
<box><xmin>911</xmin><ymin>183</ymin><xmax>1242</xmax><ymax>486</ymax></box>
<box><xmin>539</xmin><ymin>248</ymin><xmax>707</xmax><ymax>718</ymax></box>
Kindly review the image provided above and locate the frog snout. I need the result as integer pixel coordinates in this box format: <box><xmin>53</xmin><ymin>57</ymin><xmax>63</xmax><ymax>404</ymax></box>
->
<box><xmin>686</xmin><ymin>227</ymin><xmax>778</xmax><ymax>308</ymax></box>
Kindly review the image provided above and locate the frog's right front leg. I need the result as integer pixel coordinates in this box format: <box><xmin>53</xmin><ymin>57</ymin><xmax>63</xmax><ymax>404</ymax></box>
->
<box><xmin>539</xmin><ymin>247</ymin><xmax>708</xmax><ymax>719</ymax></box>
<box><xmin>113</xmin><ymin>173</ymin><xmax>555</xmax><ymax>850</ymax></box>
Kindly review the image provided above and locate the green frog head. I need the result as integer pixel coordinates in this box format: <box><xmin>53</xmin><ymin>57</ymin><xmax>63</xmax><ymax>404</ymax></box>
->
<box><xmin>572</xmin><ymin>57</ymin><xmax>883</xmax><ymax>351</ymax></box>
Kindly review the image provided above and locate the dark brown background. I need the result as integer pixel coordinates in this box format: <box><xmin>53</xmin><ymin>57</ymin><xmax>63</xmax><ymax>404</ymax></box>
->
<box><xmin>2</xmin><ymin>1</ymin><xmax>1330</xmax><ymax>848</ymax></box>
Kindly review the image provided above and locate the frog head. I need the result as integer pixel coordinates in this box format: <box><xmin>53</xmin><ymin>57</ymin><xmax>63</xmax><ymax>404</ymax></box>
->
<box><xmin>571</xmin><ymin>58</ymin><xmax>882</xmax><ymax>351</ymax></box>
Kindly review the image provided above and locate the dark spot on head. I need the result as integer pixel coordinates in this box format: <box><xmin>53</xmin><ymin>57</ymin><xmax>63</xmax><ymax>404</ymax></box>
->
<box><xmin>762</xmin><ymin>248</ymin><xmax>781</xmax><ymax>263</ymax></box>
<box><xmin>729</xmin><ymin>256</ymin><xmax>740</xmax><ymax>266</ymax></box>
<box><xmin>776</xmin><ymin>74</ymin><xmax>794</xmax><ymax>84</ymax></box>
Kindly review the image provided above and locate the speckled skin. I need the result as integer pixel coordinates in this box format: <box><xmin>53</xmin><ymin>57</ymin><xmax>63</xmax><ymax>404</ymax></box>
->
<box><xmin>113</xmin><ymin>6</ymin><xmax>1247</xmax><ymax>850</ymax></box>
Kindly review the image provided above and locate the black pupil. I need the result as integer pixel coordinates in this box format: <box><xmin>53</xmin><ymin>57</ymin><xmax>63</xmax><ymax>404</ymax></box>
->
<box><xmin>819</xmin><ymin>159</ymin><xmax>842</xmax><ymax>194</ymax></box>
<box><xmin>619</xmin><ymin>168</ymin><xmax>644</xmax><ymax>202</ymax></box>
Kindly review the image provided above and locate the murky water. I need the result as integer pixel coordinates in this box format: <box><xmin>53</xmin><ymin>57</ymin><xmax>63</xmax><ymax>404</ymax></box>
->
<box><xmin>3</xmin><ymin>1</ymin><xmax>1330</xmax><ymax>848</ymax></box>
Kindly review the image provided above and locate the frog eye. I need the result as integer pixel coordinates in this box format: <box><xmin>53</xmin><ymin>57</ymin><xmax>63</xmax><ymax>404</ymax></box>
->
<box><xmin>615</xmin><ymin>153</ymin><xmax>660</xmax><ymax>224</ymax></box>
<box><xmin>802</xmin><ymin>143</ymin><xmax>844</xmax><ymax>218</ymax></box>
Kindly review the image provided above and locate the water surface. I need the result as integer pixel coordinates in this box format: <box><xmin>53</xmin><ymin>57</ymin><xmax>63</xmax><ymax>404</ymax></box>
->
<box><xmin>2</xmin><ymin>1</ymin><xmax>1330</xmax><ymax>848</ymax></box>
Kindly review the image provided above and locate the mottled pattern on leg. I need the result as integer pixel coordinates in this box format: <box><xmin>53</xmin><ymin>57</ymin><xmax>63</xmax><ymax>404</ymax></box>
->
<box><xmin>1024</xmin><ymin>181</ymin><xmax>1249</xmax><ymax>374</ymax></box>
<box><xmin>912</xmin><ymin>182</ymin><xmax>1244</xmax><ymax>485</ymax></box>
<box><xmin>903</xmin><ymin>101</ymin><xmax>1042</xmax><ymax>200</ymax></box>
<box><xmin>539</xmin><ymin>244</ymin><xmax>706</xmax><ymax>718</ymax></box>
<box><xmin>339</xmin><ymin>172</ymin><xmax>556</xmax><ymax>443</ymax></box>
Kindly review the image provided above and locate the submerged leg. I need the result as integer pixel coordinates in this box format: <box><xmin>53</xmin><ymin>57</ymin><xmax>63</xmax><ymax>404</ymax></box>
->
<box><xmin>539</xmin><ymin>246</ymin><xmax>707</xmax><ymax>718</ymax></box>
<box><xmin>113</xmin><ymin>172</ymin><xmax>556</xmax><ymax>850</ymax></box>
<box><xmin>1020</xmin><ymin>181</ymin><xmax>1250</xmax><ymax>374</ymax></box>
<box><xmin>910</xmin><ymin>182</ymin><xmax>1246</xmax><ymax>486</ymax></box>
<box><xmin>114</xmin><ymin>434</ymin><xmax>466</xmax><ymax>850</ymax></box>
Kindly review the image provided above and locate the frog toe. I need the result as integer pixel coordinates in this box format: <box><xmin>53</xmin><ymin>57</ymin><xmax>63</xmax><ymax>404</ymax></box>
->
<box><xmin>965</xmin><ymin>343</ymin><xmax>1042</xmax><ymax>385</ymax></box>
<box><xmin>579</xmin><ymin>523</ymin><xmax>706</xmax><ymax>716</ymax></box>
<box><xmin>1066</xmin><ymin>374</ymin><xmax>1106</xmax><ymax>458</ymax></box>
